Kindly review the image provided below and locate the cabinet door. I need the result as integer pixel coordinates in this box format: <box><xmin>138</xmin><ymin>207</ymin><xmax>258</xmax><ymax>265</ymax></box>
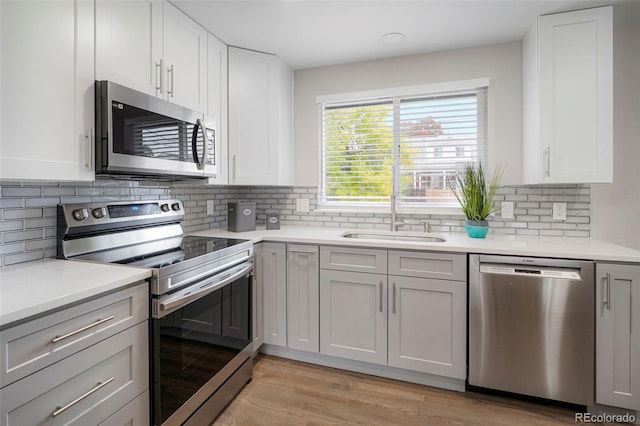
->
<box><xmin>320</xmin><ymin>270</ymin><xmax>387</xmax><ymax>365</ymax></box>
<box><xmin>262</xmin><ymin>242</ymin><xmax>287</xmax><ymax>346</ymax></box>
<box><xmin>0</xmin><ymin>322</ymin><xmax>148</xmax><ymax>426</ymax></box>
<box><xmin>95</xmin><ymin>0</ymin><xmax>163</xmax><ymax>96</ymax></box>
<box><xmin>388</xmin><ymin>276</ymin><xmax>466</xmax><ymax>379</ymax></box>
<box><xmin>228</xmin><ymin>47</ymin><xmax>280</xmax><ymax>185</ymax></box>
<box><xmin>162</xmin><ymin>1</ymin><xmax>207</xmax><ymax>112</ymax></box>
<box><xmin>287</xmin><ymin>244</ymin><xmax>319</xmax><ymax>353</ymax></box>
<box><xmin>538</xmin><ymin>7</ymin><xmax>612</xmax><ymax>183</ymax></box>
<box><xmin>596</xmin><ymin>263</ymin><xmax>640</xmax><ymax>410</ymax></box>
<box><xmin>252</xmin><ymin>244</ymin><xmax>264</xmax><ymax>352</ymax></box>
<box><xmin>0</xmin><ymin>0</ymin><xmax>94</xmax><ymax>181</ymax></box>
<box><xmin>207</xmin><ymin>34</ymin><xmax>228</xmax><ymax>184</ymax></box>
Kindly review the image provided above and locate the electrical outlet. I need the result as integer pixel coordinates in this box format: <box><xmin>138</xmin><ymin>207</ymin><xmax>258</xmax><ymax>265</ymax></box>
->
<box><xmin>501</xmin><ymin>201</ymin><xmax>514</xmax><ymax>219</ymax></box>
<box><xmin>207</xmin><ymin>200</ymin><xmax>214</xmax><ymax>215</ymax></box>
<box><xmin>552</xmin><ymin>202</ymin><xmax>566</xmax><ymax>221</ymax></box>
<box><xmin>296</xmin><ymin>198</ymin><xmax>309</xmax><ymax>213</ymax></box>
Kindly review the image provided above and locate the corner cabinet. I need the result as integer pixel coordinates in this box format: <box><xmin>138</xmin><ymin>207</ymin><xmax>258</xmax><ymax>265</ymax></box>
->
<box><xmin>228</xmin><ymin>47</ymin><xmax>293</xmax><ymax>185</ymax></box>
<box><xmin>261</xmin><ymin>242</ymin><xmax>287</xmax><ymax>346</ymax></box>
<box><xmin>96</xmin><ymin>0</ymin><xmax>207</xmax><ymax>112</ymax></box>
<box><xmin>596</xmin><ymin>263</ymin><xmax>640</xmax><ymax>410</ymax></box>
<box><xmin>0</xmin><ymin>0</ymin><xmax>94</xmax><ymax>181</ymax></box>
<box><xmin>287</xmin><ymin>244</ymin><xmax>320</xmax><ymax>353</ymax></box>
<box><xmin>523</xmin><ymin>6</ymin><xmax>613</xmax><ymax>184</ymax></box>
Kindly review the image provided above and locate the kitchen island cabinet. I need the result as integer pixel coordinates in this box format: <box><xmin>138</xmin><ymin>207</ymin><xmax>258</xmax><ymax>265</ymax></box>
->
<box><xmin>596</xmin><ymin>263</ymin><xmax>640</xmax><ymax>410</ymax></box>
<box><xmin>0</xmin><ymin>0</ymin><xmax>94</xmax><ymax>181</ymax></box>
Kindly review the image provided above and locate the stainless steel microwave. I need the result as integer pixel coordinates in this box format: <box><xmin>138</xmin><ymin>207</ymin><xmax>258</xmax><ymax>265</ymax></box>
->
<box><xmin>95</xmin><ymin>81</ymin><xmax>216</xmax><ymax>179</ymax></box>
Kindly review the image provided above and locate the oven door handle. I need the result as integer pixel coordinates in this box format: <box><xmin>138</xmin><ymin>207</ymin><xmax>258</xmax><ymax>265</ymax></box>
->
<box><xmin>155</xmin><ymin>262</ymin><xmax>253</xmax><ymax>318</ymax></box>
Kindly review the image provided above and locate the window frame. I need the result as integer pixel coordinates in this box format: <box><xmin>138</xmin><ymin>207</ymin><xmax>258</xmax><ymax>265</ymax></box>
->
<box><xmin>317</xmin><ymin>78</ymin><xmax>490</xmax><ymax>213</ymax></box>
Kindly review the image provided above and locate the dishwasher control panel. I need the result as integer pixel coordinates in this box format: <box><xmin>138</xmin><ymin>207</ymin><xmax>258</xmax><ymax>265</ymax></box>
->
<box><xmin>480</xmin><ymin>264</ymin><xmax>581</xmax><ymax>280</ymax></box>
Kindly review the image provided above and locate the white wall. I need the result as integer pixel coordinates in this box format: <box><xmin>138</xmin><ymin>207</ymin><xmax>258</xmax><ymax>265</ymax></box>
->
<box><xmin>591</xmin><ymin>3</ymin><xmax>640</xmax><ymax>250</ymax></box>
<box><xmin>293</xmin><ymin>41</ymin><xmax>523</xmax><ymax>186</ymax></box>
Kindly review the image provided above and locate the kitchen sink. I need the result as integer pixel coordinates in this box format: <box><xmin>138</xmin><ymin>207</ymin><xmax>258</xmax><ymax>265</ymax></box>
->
<box><xmin>340</xmin><ymin>231</ymin><xmax>447</xmax><ymax>243</ymax></box>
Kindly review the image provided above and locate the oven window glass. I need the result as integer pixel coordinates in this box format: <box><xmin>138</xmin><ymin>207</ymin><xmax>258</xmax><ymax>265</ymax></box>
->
<box><xmin>112</xmin><ymin>102</ymin><xmax>214</xmax><ymax>165</ymax></box>
<box><xmin>152</xmin><ymin>275</ymin><xmax>251</xmax><ymax>424</ymax></box>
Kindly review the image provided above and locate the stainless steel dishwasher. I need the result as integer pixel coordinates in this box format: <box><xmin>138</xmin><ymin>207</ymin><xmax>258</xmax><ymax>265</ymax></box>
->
<box><xmin>468</xmin><ymin>254</ymin><xmax>594</xmax><ymax>406</ymax></box>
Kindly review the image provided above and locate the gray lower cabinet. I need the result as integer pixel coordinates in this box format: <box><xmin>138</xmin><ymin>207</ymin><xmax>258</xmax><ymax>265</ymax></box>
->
<box><xmin>252</xmin><ymin>243</ymin><xmax>264</xmax><ymax>353</ymax></box>
<box><xmin>287</xmin><ymin>244</ymin><xmax>319</xmax><ymax>353</ymax></box>
<box><xmin>262</xmin><ymin>242</ymin><xmax>287</xmax><ymax>346</ymax></box>
<box><xmin>98</xmin><ymin>390</ymin><xmax>149</xmax><ymax>426</ymax></box>
<box><xmin>0</xmin><ymin>321</ymin><xmax>148</xmax><ymax>426</ymax></box>
<box><xmin>0</xmin><ymin>283</ymin><xmax>148</xmax><ymax>387</ymax></box>
<box><xmin>596</xmin><ymin>263</ymin><xmax>640</xmax><ymax>410</ymax></box>
<box><xmin>320</xmin><ymin>269</ymin><xmax>388</xmax><ymax>365</ymax></box>
<box><xmin>387</xmin><ymin>275</ymin><xmax>466</xmax><ymax>379</ymax></box>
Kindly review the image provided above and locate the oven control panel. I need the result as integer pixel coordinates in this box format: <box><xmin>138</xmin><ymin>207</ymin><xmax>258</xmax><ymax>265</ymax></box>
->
<box><xmin>61</xmin><ymin>199</ymin><xmax>184</xmax><ymax>228</ymax></box>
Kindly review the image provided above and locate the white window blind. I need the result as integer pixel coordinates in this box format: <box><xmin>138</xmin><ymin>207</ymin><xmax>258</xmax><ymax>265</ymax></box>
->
<box><xmin>319</xmin><ymin>85</ymin><xmax>488</xmax><ymax>208</ymax></box>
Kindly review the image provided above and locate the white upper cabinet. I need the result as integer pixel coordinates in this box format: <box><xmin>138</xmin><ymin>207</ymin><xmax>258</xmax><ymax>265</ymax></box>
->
<box><xmin>95</xmin><ymin>0</ymin><xmax>162</xmax><ymax>96</ymax></box>
<box><xmin>0</xmin><ymin>0</ymin><xmax>95</xmax><ymax>181</ymax></box>
<box><xmin>162</xmin><ymin>1</ymin><xmax>207</xmax><ymax>112</ymax></box>
<box><xmin>523</xmin><ymin>6</ymin><xmax>613</xmax><ymax>184</ymax></box>
<box><xmin>228</xmin><ymin>47</ymin><xmax>293</xmax><ymax>185</ymax></box>
<box><xmin>207</xmin><ymin>34</ymin><xmax>228</xmax><ymax>185</ymax></box>
<box><xmin>96</xmin><ymin>0</ymin><xmax>207</xmax><ymax>113</ymax></box>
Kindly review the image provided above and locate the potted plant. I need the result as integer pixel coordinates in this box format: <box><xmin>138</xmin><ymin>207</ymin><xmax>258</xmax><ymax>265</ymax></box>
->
<box><xmin>451</xmin><ymin>163</ymin><xmax>502</xmax><ymax>238</ymax></box>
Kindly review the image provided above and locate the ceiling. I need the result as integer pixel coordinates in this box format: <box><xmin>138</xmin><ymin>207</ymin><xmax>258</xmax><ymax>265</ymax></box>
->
<box><xmin>172</xmin><ymin>0</ymin><xmax>620</xmax><ymax>70</ymax></box>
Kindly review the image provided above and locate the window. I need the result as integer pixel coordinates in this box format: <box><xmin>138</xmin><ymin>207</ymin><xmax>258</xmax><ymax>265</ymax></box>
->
<box><xmin>319</xmin><ymin>80</ymin><xmax>488</xmax><ymax>208</ymax></box>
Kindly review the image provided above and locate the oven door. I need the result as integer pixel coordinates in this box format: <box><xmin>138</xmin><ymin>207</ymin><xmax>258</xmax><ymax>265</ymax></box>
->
<box><xmin>151</xmin><ymin>260</ymin><xmax>252</xmax><ymax>426</ymax></box>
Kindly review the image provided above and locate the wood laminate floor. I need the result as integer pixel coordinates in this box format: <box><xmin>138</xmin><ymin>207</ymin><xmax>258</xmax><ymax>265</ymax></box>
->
<box><xmin>213</xmin><ymin>354</ymin><xmax>604</xmax><ymax>425</ymax></box>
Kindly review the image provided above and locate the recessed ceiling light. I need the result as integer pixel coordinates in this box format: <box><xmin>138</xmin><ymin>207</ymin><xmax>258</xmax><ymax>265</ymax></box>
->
<box><xmin>380</xmin><ymin>32</ymin><xmax>406</xmax><ymax>45</ymax></box>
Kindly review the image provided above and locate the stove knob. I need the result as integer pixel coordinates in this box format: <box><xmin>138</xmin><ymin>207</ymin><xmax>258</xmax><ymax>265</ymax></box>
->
<box><xmin>171</xmin><ymin>203</ymin><xmax>181</xmax><ymax>212</ymax></box>
<box><xmin>160</xmin><ymin>203</ymin><xmax>170</xmax><ymax>212</ymax></box>
<box><xmin>72</xmin><ymin>208</ymin><xmax>89</xmax><ymax>221</ymax></box>
<box><xmin>91</xmin><ymin>207</ymin><xmax>106</xmax><ymax>219</ymax></box>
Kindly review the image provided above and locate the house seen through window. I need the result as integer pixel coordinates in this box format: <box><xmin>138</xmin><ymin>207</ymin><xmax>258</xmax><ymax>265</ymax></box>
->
<box><xmin>319</xmin><ymin>82</ymin><xmax>488</xmax><ymax>209</ymax></box>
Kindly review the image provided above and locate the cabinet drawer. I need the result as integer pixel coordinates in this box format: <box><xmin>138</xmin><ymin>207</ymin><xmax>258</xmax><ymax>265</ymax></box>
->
<box><xmin>99</xmin><ymin>390</ymin><xmax>149</xmax><ymax>426</ymax></box>
<box><xmin>0</xmin><ymin>282</ymin><xmax>148</xmax><ymax>387</ymax></box>
<box><xmin>320</xmin><ymin>246</ymin><xmax>387</xmax><ymax>274</ymax></box>
<box><xmin>388</xmin><ymin>251</ymin><xmax>466</xmax><ymax>281</ymax></box>
<box><xmin>0</xmin><ymin>321</ymin><xmax>148</xmax><ymax>426</ymax></box>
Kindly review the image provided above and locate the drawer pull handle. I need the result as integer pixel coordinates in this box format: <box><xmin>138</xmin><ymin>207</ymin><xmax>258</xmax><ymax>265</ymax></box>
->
<box><xmin>52</xmin><ymin>377</ymin><xmax>114</xmax><ymax>417</ymax></box>
<box><xmin>379</xmin><ymin>281</ymin><xmax>383</xmax><ymax>313</ymax></box>
<box><xmin>392</xmin><ymin>282</ymin><xmax>397</xmax><ymax>314</ymax></box>
<box><xmin>52</xmin><ymin>316</ymin><xmax>115</xmax><ymax>343</ymax></box>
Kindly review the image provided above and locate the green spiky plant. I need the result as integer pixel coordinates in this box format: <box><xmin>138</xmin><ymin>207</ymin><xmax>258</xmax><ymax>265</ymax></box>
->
<box><xmin>451</xmin><ymin>163</ymin><xmax>502</xmax><ymax>221</ymax></box>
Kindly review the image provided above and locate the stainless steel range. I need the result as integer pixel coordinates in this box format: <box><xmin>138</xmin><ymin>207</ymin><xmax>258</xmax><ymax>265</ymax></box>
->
<box><xmin>57</xmin><ymin>199</ymin><xmax>254</xmax><ymax>425</ymax></box>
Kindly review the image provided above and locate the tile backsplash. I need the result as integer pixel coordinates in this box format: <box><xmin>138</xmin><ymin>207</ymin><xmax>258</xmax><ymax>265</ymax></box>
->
<box><xmin>0</xmin><ymin>180</ymin><xmax>590</xmax><ymax>267</ymax></box>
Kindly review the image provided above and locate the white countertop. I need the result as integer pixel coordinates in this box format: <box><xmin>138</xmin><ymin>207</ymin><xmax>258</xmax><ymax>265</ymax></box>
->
<box><xmin>191</xmin><ymin>226</ymin><xmax>640</xmax><ymax>263</ymax></box>
<box><xmin>0</xmin><ymin>259</ymin><xmax>151</xmax><ymax>328</ymax></box>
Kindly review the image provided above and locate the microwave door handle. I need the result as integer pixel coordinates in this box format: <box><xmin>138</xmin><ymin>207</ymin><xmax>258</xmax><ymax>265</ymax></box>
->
<box><xmin>191</xmin><ymin>120</ymin><xmax>200</xmax><ymax>168</ymax></box>
<box><xmin>197</xmin><ymin>118</ymin><xmax>208</xmax><ymax>171</ymax></box>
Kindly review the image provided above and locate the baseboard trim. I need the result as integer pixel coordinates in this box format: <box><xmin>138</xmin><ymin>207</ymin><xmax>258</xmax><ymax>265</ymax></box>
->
<box><xmin>260</xmin><ymin>344</ymin><xmax>465</xmax><ymax>392</ymax></box>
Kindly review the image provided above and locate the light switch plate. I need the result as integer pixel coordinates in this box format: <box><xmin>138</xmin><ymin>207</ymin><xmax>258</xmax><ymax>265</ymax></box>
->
<box><xmin>501</xmin><ymin>201</ymin><xmax>514</xmax><ymax>219</ymax></box>
<box><xmin>296</xmin><ymin>198</ymin><xmax>309</xmax><ymax>213</ymax></box>
<box><xmin>207</xmin><ymin>200</ymin><xmax>214</xmax><ymax>215</ymax></box>
<box><xmin>552</xmin><ymin>202</ymin><xmax>566</xmax><ymax>221</ymax></box>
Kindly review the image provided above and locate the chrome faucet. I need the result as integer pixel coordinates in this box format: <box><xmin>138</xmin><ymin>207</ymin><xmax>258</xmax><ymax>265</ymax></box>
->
<box><xmin>390</xmin><ymin>195</ymin><xmax>405</xmax><ymax>231</ymax></box>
